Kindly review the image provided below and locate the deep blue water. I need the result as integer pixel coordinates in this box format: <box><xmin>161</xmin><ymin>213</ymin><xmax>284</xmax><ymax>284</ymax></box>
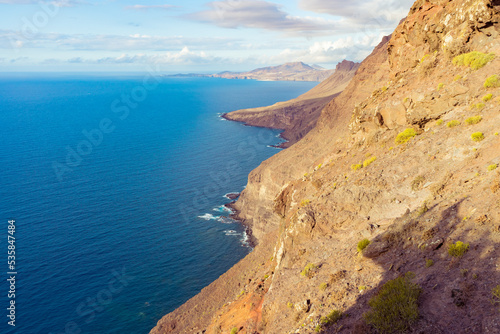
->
<box><xmin>0</xmin><ymin>75</ymin><xmax>317</xmax><ymax>334</ymax></box>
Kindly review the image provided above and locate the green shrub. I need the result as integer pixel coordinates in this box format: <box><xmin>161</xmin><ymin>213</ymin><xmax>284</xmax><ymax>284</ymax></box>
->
<box><xmin>436</xmin><ymin>119</ymin><xmax>444</xmax><ymax>125</ymax></box>
<box><xmin>437</xmin><ymin>83</ymin><xmax>445</xmax><ymax>90</ymax></box>
<box><xmin>363</xmin><ymin>156</ymin><xmax>377</xmax><ymax>168</ymax></box>
<box><xmin>364</xmin><ymin>272</ymin><xmax>421</xmax><ymax>333</ymax></box>
<box><xmin>301</xmin><ymin>263</ymin><xmax>317</xmax><ymax>278</ymax></box>
<box><xmin>351</xmin><ymin>163</ymin><xmax>363</xmax><ymax>171</ymax></box>
<box><xmin>488</xmin><ymin>164</ymin><xmax>498</xmax><ymax>171</ymax></box>
<box><xmin>452</xmin><ymin>51</ymin><xmax>495</xmax><ymax>70</ymax></box>
<box><xmin>357</xmin><ymin>238</ymin><xmax>371</xmax><ymax>253</ymax></box>
<box><xmin>395</xmin><ymin>128</ymin><xmax>417</xmax><ymax>144</ymax></box>
<box><xmin>447</xmin><ymin>120</ymin><xmax>461</xmax><ymax>127</ymax></box>
<box><xmin>465</xmin><ymin>116</ymin><xmax>483</xmax><ymax>125</ymax></box>
<box><xmin>230</xmin><ymin>327</ymin><xmax>238</xmax><ymax>334</ymax></box>
<box><xmin>425</xmin><ymin>259</ymin><xmax>434</xmax><ymax>268</ymax></box>
<box><xmin>448</xmin><ymin>241</ymin><xmax>469</xmax><ymax>257</ymax></box>
<box><xmin>484</xmin><ymin>75</ymin><xmax>500</xmax><ymax>88</ymax></box>
<box><xmin>483</xmin><ymin>94</ymin><xmax>493</xmax><ymax>102</ymax></box>
<box><xmin>471</xmin><ymin>132</ymin><xmax>485</xmax><ymax>142</ymax></box>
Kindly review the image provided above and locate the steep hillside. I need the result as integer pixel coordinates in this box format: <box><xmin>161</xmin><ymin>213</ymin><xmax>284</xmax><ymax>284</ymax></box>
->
<box><xmin>151</xmin><ymin>0</ymin><xmax>500</xmax><ymax>333</ymax></box>
<box><xmin>223</xmin><ymin>60</ymin><xmax>360</xmax><ymax>148</ymax></box>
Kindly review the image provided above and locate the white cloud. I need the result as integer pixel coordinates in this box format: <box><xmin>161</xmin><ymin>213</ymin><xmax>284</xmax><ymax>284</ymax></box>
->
<box><xmin>0</xmin><ymin>30</ymin><xmax>240</xmax><ymax>51</ymax></box>
<box><xmin>299</xmin><ymin>0</ymin><xmax>414</xmax><ymax>26</ymax></box>
<box><xmin>187</xmin><ymin>0</ymin><xmax>340</xmax><ymax>36</ymax></box>
<box><xmin>0</xmin><ymin>0</ymin><xmax>84</xmax><ymax>6</ymax></box>
<box><xmin>125</xmin><ymin>4</ymin><xmax>178</xmax><ymax>11</ymax></box>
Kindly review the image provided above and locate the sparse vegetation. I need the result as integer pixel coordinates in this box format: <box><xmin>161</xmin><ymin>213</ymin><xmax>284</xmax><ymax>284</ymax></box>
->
<box><xmin>465</xmin><ymin>116</ymin><xmax>483</xmax><ymax>125</ymax></box>
<box><xmin>359</xmin><ymin>285</ymin><xmax>368</xmax><ymax>292</ymax></box>
<box><xmin>471</xmin><ymin>103</ymin><xmax>485</xmax><ymax>110</ymax></box>
<box><xmin>363</xmin><ymin>156</ymin><xmax>377</xmax><ymax>168</ymax></box>
<box><xmin>483</xmin><ymin>94</ymin><xmax>493</xmax><ymax>102</ymax></box>
<box><xmin>425</xmin><ymin>259</ymin><xmax>434</xmax><ymax>268</ymax></box>
<box><xmin>416</xmin><ymin>202</ymin><xmax>428</xmax><ymax>216</ymax></box>
<box><xmin>437</xmin><ymin>83</ymin><xmax>445</xmax><ymax>90</ymax></box>
<box><xmin>364</xmin><ymin>272</ymin><xmax>421</xmax><ymax>334</ymax></box>
<box><xmin>420</xmin><ymin>54</ymin><xmax>430</xmax><ymax>63</ymax></box>
<box><xmin>447</xmin><ymin>120</ymin><xmax>461</xmax><ymax>128</ymax></box>
<box><xmin>488</xmin><ymin>164</ymin><xmax>498</xmax><ymax>171</ymax></box>
<box><xmin>395</xmin><ymin>128</ymin><xmax>417</xmax><ymax>144</ymax></box>
<box><xmin>301</xmin><ymin>263</ymin><xmax>317</xmax><ymax>278</ymax></box>
<box><xmin>436</xmin><ymin>119</ymin><xmax>444</xmax><ymax>125</ymax></box>
<box><xmin>453</xmin><ymin>74</ymin><xmax>462</xmax><ymax>81</ymax></box>
<box><xmin>318</xmin><ymin>309</ymin><xmax>343</xmax><ymax>331</ymax></box>
<box><xmin>411</xmin><ymin>175</ymin><xmax>425</xmax><ymax>191</ymax></box>
<box><xmin>452</xmin><ymin>51</ymin><xmax>495</xmax><ymax>70</ymax></box>
<box><xmin>287</xmin><ymin>302</ymin><xmax>294</xmax><ymax>309</ymax></box>
<box><xmin>471</xmin><ymin>132</ymin><xmax>485</xmax><ymax>142</ymax></box>
<box><xmin>492</xmin><ymin>285</ymin><xmax>500</xmax><ymax>306</ymax></box>
<box><xmin>448</xmin><ymin>241</ymin><xmax>469</xmax><ymax>257</ymax></box>
<box><xmin>230</xmin><ymin>327</ymin><xmax>238</xmax><ymax>334</ymax></box>
<box><xmin>357</xmin><ymin>238</ymin><xmax>371</xmax><ymax>253</ymax></box>
<box><xmin>351</xmin><ymin>163</ymin><xmax>363</xmax><ymax>171</ymax></box>
<box><xmin>484</xmin><ymin>75</ymin><xmax>500</xmax><ymax>88</ymax></box>
<box><xmin>301</xmin><ymin>199</ymin><xmax>311</xmax><ymax>207</ymax></box>
<box><xmin>319</xmin><ymin>282</ymin><xmax>328</xmax><ymax>291</ymax></box>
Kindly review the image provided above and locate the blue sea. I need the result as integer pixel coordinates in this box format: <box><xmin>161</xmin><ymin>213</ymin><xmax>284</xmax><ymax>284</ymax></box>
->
<box><xmin>0</xmin><ymin>75</ymin><xmax>317</xmax><ymax>334</ymax></box>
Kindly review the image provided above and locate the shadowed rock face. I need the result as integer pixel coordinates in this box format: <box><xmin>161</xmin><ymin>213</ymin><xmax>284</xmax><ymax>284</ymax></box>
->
<box><xmin>223</xmin><ymin>60</ymin><xmax>360</xmax><ymax>148</ymax></box>
<box><xmin>151</xmin><ymin>1</ymin><xmax>500</xmax><ymax>333</ymax></box>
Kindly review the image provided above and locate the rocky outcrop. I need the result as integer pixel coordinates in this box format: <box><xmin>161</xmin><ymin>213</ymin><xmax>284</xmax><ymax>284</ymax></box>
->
<box><xmin>223</xmin><ymin>60</ymin><xmax>360</xmax><ymax>148</ymax></box>
<box><xmin>152</xmin><ymin>1</ymin><xmax>500</xmax><ymax>333</ymax></box>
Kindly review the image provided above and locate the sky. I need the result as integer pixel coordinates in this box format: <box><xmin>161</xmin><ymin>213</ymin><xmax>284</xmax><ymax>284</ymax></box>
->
<box><xmin>0</xmin><ymin>0</ymin><xmax>415</xmax><ymax>72</ymax></box>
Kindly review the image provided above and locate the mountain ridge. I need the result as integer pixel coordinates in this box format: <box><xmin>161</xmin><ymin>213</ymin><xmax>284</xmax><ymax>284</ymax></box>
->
<box><xmin>168</xmin><ymin>61</ymin><xmax>336</xmax><ymax>82</ymax></box>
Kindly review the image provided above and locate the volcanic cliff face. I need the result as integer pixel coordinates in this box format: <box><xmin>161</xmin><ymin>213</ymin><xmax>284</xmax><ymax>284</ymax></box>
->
<box><xmin>223</xmin><ymin>60</ymin><xmax>360</xmax><ymax>148</ymax></box>
<box><xmin>151</xmin><ymin>0</ymin><xmax>500</xmax><ymax>333</ymax></box>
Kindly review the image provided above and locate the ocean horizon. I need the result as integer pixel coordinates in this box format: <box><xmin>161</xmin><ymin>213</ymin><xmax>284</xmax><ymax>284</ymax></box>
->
<box><xmin>0</xmin><ymin>75</ymin><xmax>317</xmax><ymax>334</ymax></box>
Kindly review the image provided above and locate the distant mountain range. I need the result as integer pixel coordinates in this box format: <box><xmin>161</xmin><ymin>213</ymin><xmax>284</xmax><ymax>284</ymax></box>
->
<box><xmin>168</xmin><ymin>62</ymin><xmax>336</xmax><ymax>82</ymax></box>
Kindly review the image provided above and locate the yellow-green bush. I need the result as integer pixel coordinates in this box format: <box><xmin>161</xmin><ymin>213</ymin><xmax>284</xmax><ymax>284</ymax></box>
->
<box><xmin>437</xmin><ymin>83</ymin><xmax>445</xmax><ymax>90</ymax></box>
<box><xmin>319</xmin><ymin>282</ymin><xmax>328</xmax><ymax>291</ymax></box>
<box><xmin>425</xmin><ymin>259</ymin><xmax>434</xmax><ymax>268</ymax></box>
<box><xmin>320</xmin><ymin>309</ymin><xmax>343</xmax><ymax>328</ymax></box>
<box><xmin>453</xmin><ymin>74</ymin><xmax>462</xmax><ymax>81</ymax></box>
<box><xmin>465</xmin><ymin>116</ymin><xmax>482</xmax><ymax>125</ymax></box>
<box><xmin>363</xmin><ymin>156</ymin><xmax>377</xmax><ymax>168</ymax></box>
<box><xmin>448</xmin><ymin>241</ymin><xmax>469</xmax><ymax>257</ymax></box>
<box><xmin>395</xmin><ymin>128</ymin><xmax>417</xmax><ymax>144</ymax></box>
<box><xmin>492</xmin><ymin>285</ymin><xmax>500</xmax><ymax>306</ymax></box>
<box><xmin>484</xmin><ymin>75</ymin><xmax>500</xmax><ymax>88</ymax></box>
<box><xmin>471</xmin><ymin>103</ymin><xmax>485</xmax><ymax>110</ymax></box>
<box><xmin>483</xmin><ymin>94</ymin><xmax>493</xmax><ymax>102</ymax></box>
<box><xmin>471</xmin><ymin>132</ymin><xmax>485</xmax><ymax>142</ymax></box>
<box><xmin>452</xmin><ymin>51</ymin><xmax>495</xmax><ymax>70</ymax></box>
<box><xmin>300</xmin><ymin>199</ymin><xmax>310</xmax><ymax>207</ymax></box>
<box><xmin>447</xmin><ymin>120</ymin><xmax>461</xmax><ymax>128</ymax></box>
<box><xmin>364</xmin><ymin>272</ymin><xmax>421</xmax><ymax>333</ymax></box>
<box><xmin>230</xmin><ymin>327</ymin><xmax>238</xmax><ymax>334</ymax></box>
<box><xmin>351</xmin><ymin>163</ymin><xmax>362</xmax><ymax>171</ymax></box>
<box><xmin>436</xmin><ymin>119</ymin><xmax>444</xmax><ymax>125</ymax></box>
<box><xmin>357</xmin><ymin>238</ymin><xmax>371</xmax><ymax>253</ymax></box>
<box><xmin>301</xmin><ymin>263</ymin><xmax>317</xmax><ymax>278</ymax></box>
<box><xmin>488</xmin><ymin>164</ymin><xmax>498</xmax><ymax>171</ymax></box>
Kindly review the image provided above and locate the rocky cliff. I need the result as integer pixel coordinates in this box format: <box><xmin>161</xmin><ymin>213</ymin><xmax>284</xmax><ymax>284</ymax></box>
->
<box><xmin>223</xmin><ymin>60</ymin><xmax>360</xmax><ymax>148</ymax></box>
<box><xmin>151</xmin><ymin>0</ymin><xmax>500</xmax><ymax>333</ymax></box>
